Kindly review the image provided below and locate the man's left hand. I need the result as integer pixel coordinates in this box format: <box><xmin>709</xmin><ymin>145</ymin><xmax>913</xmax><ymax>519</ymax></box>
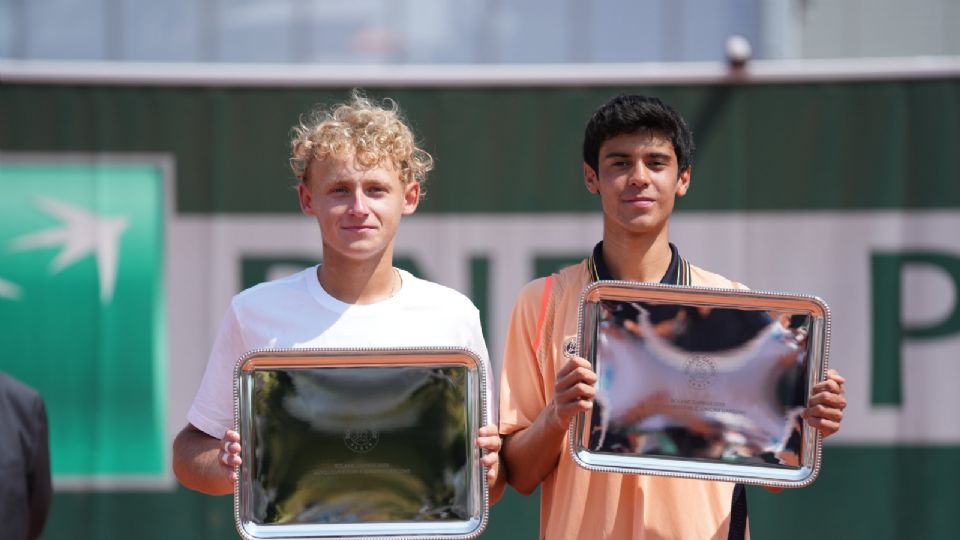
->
<box><xmin>802</xmin><ymin>368</ymin><xmax>846</xmax><ymax>438</ymax></box>
<box><xmin>476</xmin><ymin>424</ymin><xmax>502</xmax><ymax>485</ymax></box>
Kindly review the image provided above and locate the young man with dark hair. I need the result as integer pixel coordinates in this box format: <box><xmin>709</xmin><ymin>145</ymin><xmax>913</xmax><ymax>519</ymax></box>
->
<box><xmin>498</xmin><ymin>94</ymin><xmax>846</xmax><ymax>539</ymax></box>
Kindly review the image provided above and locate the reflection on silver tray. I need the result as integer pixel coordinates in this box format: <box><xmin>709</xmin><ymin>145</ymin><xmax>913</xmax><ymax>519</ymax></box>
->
<box><xmin>570</xmin><ymin>282</ymin><xmax>830</xmax><ymax>488</ymax></box>
<box><xmin>233</xmin><ymin>348</ymin><xmax>489</xmax><ymax>539</ymax></box>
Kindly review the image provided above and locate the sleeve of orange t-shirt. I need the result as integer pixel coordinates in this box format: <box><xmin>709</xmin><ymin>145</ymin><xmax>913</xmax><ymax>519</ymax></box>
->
<box><xmin>498</xmin><ymin>277</ymin><xmax>552</xmax><ymax>437</ymax></box>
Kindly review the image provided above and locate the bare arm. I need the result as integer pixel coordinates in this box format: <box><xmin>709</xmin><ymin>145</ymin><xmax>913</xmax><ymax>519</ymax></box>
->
<box><xmin>501</xmin><ymin>356</ymin><xmax>597</xmax><ymax>495</ymax></box>
<box><xmin>172</xmin><ymin>424</ymin><xmax>241</xmax><ymax>495</ymax></box>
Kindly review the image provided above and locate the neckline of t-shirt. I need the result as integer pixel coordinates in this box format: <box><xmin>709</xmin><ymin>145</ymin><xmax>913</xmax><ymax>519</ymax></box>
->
<box><xmin>590</xmin><ymin>241</ymin><xmax>682</xmax><ymax>285</ymax></box>
<box><xmin>306</xmin><ymin>265</ymin><xmax>413</xmax><ymax>312</ymax></box>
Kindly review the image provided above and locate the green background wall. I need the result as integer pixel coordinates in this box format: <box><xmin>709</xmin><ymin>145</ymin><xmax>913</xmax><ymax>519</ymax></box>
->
<box><xmin>1</xmin><ymin>77</ymin><xmax>959</xmax><ymax>539</ymax></box>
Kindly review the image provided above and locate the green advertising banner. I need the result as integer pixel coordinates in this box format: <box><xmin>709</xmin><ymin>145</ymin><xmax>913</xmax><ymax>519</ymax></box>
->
<box><xmin>0</xmin><ymin>159</ymin><xmax>167</xmax><ymax>486</ymax></box>
<box><xmin>1</xmin><ymin>75</ymin><xmax>959</xmax><ymax>540</ymax></box>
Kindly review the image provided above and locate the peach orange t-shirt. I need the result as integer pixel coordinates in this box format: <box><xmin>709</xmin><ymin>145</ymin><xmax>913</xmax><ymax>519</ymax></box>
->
<box><xmin>499</xmin><ymin>259</ymin><xmax>748</xmax><ymax>540</ymax></box>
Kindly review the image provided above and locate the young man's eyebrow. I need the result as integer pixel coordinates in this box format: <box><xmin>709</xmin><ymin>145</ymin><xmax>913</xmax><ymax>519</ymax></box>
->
<box><xmin>361</xmin><ymin>177</ymin><xmax>393</xmax><ymax>187</ymax></box>
<box><xmin>602</xmin><ymin>150</ymin><xmax>673</xmax><ymax>161</ymax></box>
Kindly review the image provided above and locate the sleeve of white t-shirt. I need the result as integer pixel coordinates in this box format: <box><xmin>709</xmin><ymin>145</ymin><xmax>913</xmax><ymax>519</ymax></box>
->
<box><xmin>465</xmin><ymin>305</ymin><xmax>498</xmax><ymax>425</ymax></box>
<box><xmin>186</xmin><ymin>303</ymin><xmax>248</xmax><ymax>438</ymax></box>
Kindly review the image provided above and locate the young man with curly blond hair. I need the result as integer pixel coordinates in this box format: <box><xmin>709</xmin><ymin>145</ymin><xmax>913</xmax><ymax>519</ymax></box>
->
<box><xmin>498</xmin><ymin>94</ymin><xmax>846</xmax><ymax>539</ymax></box>
<box><xmin>173</xmin><ymin>93</ymin><xmax>503</xmax><ymax>502</ymax></box>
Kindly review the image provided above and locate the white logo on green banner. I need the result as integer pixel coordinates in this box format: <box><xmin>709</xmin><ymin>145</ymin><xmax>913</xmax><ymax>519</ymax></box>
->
<box><xmin>0</xmin><ymin>157</ymin><xmax>168</xmax><ymax>489</ymax></box>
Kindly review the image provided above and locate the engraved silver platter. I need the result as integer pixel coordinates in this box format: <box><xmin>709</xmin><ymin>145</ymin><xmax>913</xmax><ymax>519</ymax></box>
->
<box><xmin>570</xmin><ymin>282</ymin><xmax>831</xmax><ymax>488</ymax></box>
<box><xmin>234</xmin><ymin>348</ymin><xmax>489</xmax><ymax>539</ymax></box>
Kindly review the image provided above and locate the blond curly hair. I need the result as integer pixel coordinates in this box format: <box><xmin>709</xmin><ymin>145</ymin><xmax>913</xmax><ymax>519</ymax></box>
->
<box><xmin>289</xmin><ymin>92</ymin><xmax>433</xmax><ymax>195</ymax></box>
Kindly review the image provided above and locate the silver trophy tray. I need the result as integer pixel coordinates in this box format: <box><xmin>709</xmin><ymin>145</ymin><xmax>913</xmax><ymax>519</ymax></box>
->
<box><xmin>233</xmin><ymin>348</ymin><xmax>489</xmax><ymax>540</ymax></box>
<box><xmin>570</xmin><ymin>282</ymin><xmax>830</xmax><ymax>488</ymax></box>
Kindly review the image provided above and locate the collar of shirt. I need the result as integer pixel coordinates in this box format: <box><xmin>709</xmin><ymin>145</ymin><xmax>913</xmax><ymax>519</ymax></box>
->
<box><xmin>588</xmin><ymin>241</ymin><xmax>685</xmax><ymax>285</ymax></box>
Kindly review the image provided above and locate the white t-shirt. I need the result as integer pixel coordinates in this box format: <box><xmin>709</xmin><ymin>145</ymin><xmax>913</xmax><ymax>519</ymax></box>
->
<box><xmin>187</xmin><ymin>266</ymin><xmax>493</xmax><ymax>438</ymax></box>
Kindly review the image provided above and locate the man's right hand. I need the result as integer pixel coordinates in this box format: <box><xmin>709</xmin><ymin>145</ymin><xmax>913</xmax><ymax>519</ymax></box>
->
<box><xmin>501</xmin><ymin>355</ymin><xmax>599</xmax><ymax>495</ymax></box>
<box><xmin>547</xmin><ymin>355</ymin><xmax>598</xmax><ymax>432</ymax></box>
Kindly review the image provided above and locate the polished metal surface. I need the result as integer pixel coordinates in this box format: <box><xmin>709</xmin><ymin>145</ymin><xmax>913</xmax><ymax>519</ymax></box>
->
<box><xmin>234</xmin><ymin>348</ymin><xmax>488</xmax><ymax>539</ymax></box>
<box><xmin>571</xmin><ymin>282</ymin><xmax>830</xmax><ymax>488</ymax></box>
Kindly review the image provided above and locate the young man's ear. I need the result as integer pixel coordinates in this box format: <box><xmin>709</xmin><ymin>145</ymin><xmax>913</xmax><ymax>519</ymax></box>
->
<box><xmin>297</xmin><ymin>182</ymin><xmax>313</xmax><ymax>214</ymax></box>
<box><xmin>401</xmin><ymin>180</ymin><xmax>421</xmax><ymax>215</ymax></box>
<box><xmin>676</xmin><ymin>166</ymin><xmax>692</xmax><ymax>198</ymax></box>
<box><xmin>583</xmin><ymin>162</ymin><xmax>600</xmax><ymax>194</ymax></box>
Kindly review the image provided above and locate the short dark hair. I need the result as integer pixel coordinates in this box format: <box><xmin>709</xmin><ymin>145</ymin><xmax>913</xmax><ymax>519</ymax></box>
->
<box><xmin>582</xmin><ymin>94</ymin><xmax>695</xmax><ymax>175</ymax></box>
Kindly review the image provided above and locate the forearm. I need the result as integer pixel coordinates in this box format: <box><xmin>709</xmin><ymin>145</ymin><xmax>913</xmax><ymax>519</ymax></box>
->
<box><xmin>501</xmin><ymin>402</ymin><xmax>569</xmax><ymax>495</ymax></box>
<box><xmin>172</xmin><ymin>425</ymin><xmax>233</xmax><ymax>495</ymax></box>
